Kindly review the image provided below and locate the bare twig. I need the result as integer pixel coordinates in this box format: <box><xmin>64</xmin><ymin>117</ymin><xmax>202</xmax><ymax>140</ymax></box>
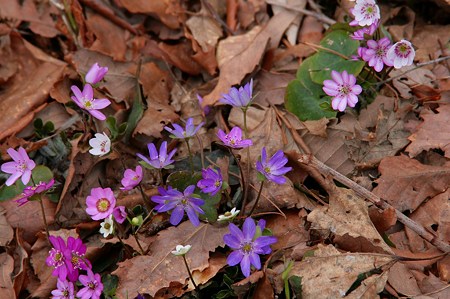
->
<box><xmin>266</xmin><ymin>0</ymin><xmax>336</xmax><ymax>25</ymax></box>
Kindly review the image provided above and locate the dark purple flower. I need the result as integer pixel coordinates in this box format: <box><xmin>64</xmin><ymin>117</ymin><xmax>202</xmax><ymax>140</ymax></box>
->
<box><xmin>120</xmin><ymin>165</ymin><xmax>143</xmax><ymax>191</ymax></box>
<box><xmin>15</xmin><ymin>178</ymin><xmax>54</xmax><ymax>206</ymax></box>
<box><xmin>151</xmin><ymin>185</ymin><xmax>205</xmax><ymax>226</ymax></box>
<box><xmin>322</xmin><ymin>70</ymin><xmax>362</xmax><ymax>112</ymax></box>
<box><xmin>223</xmin><ymin>217</ymin><xmax>277</xmax><ymax>277</ymax></box>
<box><xmin>197</xmin><ymin>168</ymin><xmax>223</xmax><ymax>196</ymax></box>
<box><xmin>137</xmin><ymin>141</ymin><xmax>176</xmax><ymax>169</ymax></box>
<box><xmin>77</xmin><ymin>269</ymin><xmax>103</xmax><ymax>299</ymax></box>
<box><xmin>46</xmin><ymin>236</ymin><xmax>68</xmax><ymax>281</ymax></box>
<box><xmin>71</xmin><ymin>84</ymin><xmax>111</xmax><ymax>120</ymax></box>
<box><xmin>1</xmin><ymin>147</ymin><xmax>36</xmax><ymax>186</ymax></box>
<box><xmin>220</xmin><ymin>79</ymin><xmax>253</xmax><ymax>108</ymax></box>
<box><xmin>217</xmin><ymin>127</ymin><xmax>252</xmax><ymax>149</ymax></box>
<box><xmin>51</xmin><ymin>279</ymin><xmax>75</xmax><ymax>299</ymax></box>
<box><xmin>164</xmin><ymin>117</ymin><xmax>204</xmax><ymax>139</ymax></box>
<box><xmin>85</xmin><ymin>62</ymin><xmax>108</xmax><ymax>85</ymax></box>
<box><xmin>361</xmin><ymin>37</ymin><xmax>393</xmax><ymax>72</ymax></box>
<box><xmin>112</xmin><ymin>206</ymin><xmax>127</xmax><ymax>224</ymax></box>
<box><xmin>256</xmin><ymin>147</ymin><xmax>292</xmax><ymax>185</ymax></box>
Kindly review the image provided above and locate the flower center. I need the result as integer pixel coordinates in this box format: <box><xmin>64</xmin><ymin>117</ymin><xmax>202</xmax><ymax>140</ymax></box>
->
<box><xmin>214</xmin><ymin>180</ymin><xmax>221</xmax><ymax>187</ymax></box>
<box><xmin>396</xmin><ymin>43</ymin><xmax>411</xmax><ymax>57</ymax></box>
<box><xmin>339</xmin><ymin>85</ymin><xmax>351</xmax><ymax>95</ymax></box>
<box><xmin>96</xmin><ymin>198</ymin><xmax>110</xmax><ymax>212</ymax></box>
<box><xmin>181</xmin><ymin>198</ymin><xmax>188</xmax><ymax>205</ymax></box>
<box><xmin>264</xmin><ymin>166</ymin><xmax>271</xmax><ymax>173</ymax></box>
<box><xmin>62</xmin><ymin>289</ymin><xmax>69</xmax><ymax>297</ymax></box>
<box><xmin>100</xmin><ymin>141</ymin><xmax>108</xmax><ymax>152</ymax></box>
<box><xmin>363</xmin><ymin>3</ymin><xmax>376</xmax><ymax>18</ymax></box>
<box><xmin>376</xmin><ymin>47</ymin><xmax>386</xmax><ymax>57</ymax></box>
<box><xmin>88</xmin><ymin>281</ymin><xmax>96</xmax><ymax>290</ymax></box>
<box><xmin>132</xmin><ymin>175</ymin><xmax>139</xmax><ymax>181</ymax></box>
<box><xmin>224</xmin><ymin>211</ymin><xmax>232</xmax><ymax>216</ymax></box>
<box><xmin>242</xmin><ymin>242</ymin><xmax>252</xmax><ymax>254</ymax></box>
<box><xmin>104</xmin><ymin>223</ymin><xmax>111</xmax><ymax>230</ymax></box>
<box><xmin>83</xmin><ymin>99</ymin><xmax>93</xmax><ymax>109</ymax></box>
<box><xmin>16</xmin><ymin>161</ymin><xmax>27</xmax><ymax>173</ymax></box>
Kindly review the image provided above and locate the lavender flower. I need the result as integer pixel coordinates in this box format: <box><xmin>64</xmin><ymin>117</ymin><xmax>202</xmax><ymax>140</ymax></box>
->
<box><xmin>197</xmin><ymin>168</ymin><xmax>223</xmax><ymax>196</ymax></box>
<box><xmin>77</xmin><ymin>269</ymin><xmax>103</xmax><ymax>299</ymax></box>
<box><xmin>112</xmin><ymin>206</ymin><xmax>127</xmax><ymax>224</ymax></box>
<box><xmin>85</xmin><ymin>62</ymin><xmax>108</xmax><ymax>85</ymax></box>
<box><xmin>86</xmin><ymin>187</ymin><xmax>116</xmax><ymax>220</ymax></box>
<box><xmin>322</xmin><ymin>70</ymin><xmax>362</xmax><ymax>112</ymax></box>
<box><xmin>137</xmin><ymin>141</ymin><xmax>176</xmax><ymax>169</ymax></box>
<box><xmin>223</xmin><ymin>217</ymin><xmax>277</xmax><ymax>277</ymax></box>
<box><xmin>1</xmin><ymin>147</ymin><xmax>36</xmax><ymax>186</ymax></box>
<box><xmin>15</xmin><ymin>178</ymin><xmax>55</xmax><ymax>206</ymax></box>
<box><xmin>350</xmin><ymin>0</ymin><xmax>380</xmax><ymax>27</ymax></box>
<box><xmin>361</xmin><ymin>37</ymin><xmax>393</xmax><ymax>72</ymax></box>
<box><xmin>120</xmin><ymin>165</ymin><xmax>143</xmax><ymax>191</ymax></box>
<box><xmin>256</xmin><ymin>147</ymin><xmax>292</xmax><ymax>184</ymax></box>
<box><xmin>350</xmin><ymin>20</ymin><xmax>378</xmax><ymax>40</ymax></box>
<box><xmin>164</xmin><ymin>117</ymin><xmax>204</xmax><ymax>139</ymax></box>
<box><xmin>217</xmin><ymin>127</ymin><xmax>252</xmax><ymax>149</ymax></box>
<box><xmin>220</xmin><ymin>79</ymin><xmax>254</xmax><ymax>108</ymax></box>
<box><xmin>386</xmin><ymin>39</ymin><xmax>415</xmax><ymax>69</ymax></box>
<box><xmin>51</xmin><ymin>279</ymin><xmax>75</xmax><ymax>299</ymax></box>
<box><xmin>71</xmin><ymin>84</ymin><xmax>111</xmax><ymax>120</ymax></box>
<box><xmin>151</xmin><ymin>185</ymin><xmax>205</xmax><ymax>226</ymax></box>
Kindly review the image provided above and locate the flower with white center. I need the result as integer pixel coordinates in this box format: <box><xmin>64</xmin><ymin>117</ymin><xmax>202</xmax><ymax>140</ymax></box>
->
<box><xmin>386</xmin><ymin>40</ymin><xmax>415</xmax><ymax>69</ymax></box>
<box><xmin>217</xmin><ymin>208</ymin><xmax>240</xmax><ymax>222</ymax></box>
<box><xmin>351</xmin><ymin>0</ymin><xmax>380</xmax><ymax>27</ymax></box>
<box><xmin>89</xmin><ymin>133</ymin><xmax>111</xmax><ymax>156</ymax></box>
<box><xmin>99</xmin><ymin>215</ymin><xmax>114</xmax><ymax>237</ymax></box>
<box><xmin>171</xmin><ymin>244</ymin><xmax>192</xmax><ymax>256</ymax></box>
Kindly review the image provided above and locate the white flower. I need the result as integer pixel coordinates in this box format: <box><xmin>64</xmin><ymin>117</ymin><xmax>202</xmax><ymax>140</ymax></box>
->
<box><xmin>99</xmin><ymin>215</ymin><xmax>114</xmax><ymax>237</ymax></box>
<box><xmin>89</xmin><ymin>132</ymin><xmax>111</xmax><ymax>156</ymax></box>
<box><xmin>386</xmin><ymin>40</ymin><xmax>415</xmax><ymax>69</ymax></box>
<box><xmin>171</xmin><ymin>244</ymin><xmax>192</xmax><ymax>256</ymax></box>
<box><xmin>217</xmin><ymin>208</ymin><xmax>240</xmax><ymax>222</ymax></box>
<box><xmin>351</xmin><ymin>0</ymin><xmax>380</xmax><ymax>26</ymax></box>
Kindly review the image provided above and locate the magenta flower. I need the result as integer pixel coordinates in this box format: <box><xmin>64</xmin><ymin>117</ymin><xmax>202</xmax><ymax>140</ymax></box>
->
<box><xmin>197</xmin><ymin>168</ymin><xmax>223</xmax><ymax>196</ymax></box>
<box><xmin>350</xmin><ymin>20</ymin><xmax>378</xmax><ymax>40</ymax></box>
<box><xmin>361</xmin><ymin>37</ymin><xmax>393</xmax><ymax>72</ymax></box>
<box><xmin>120</xmin><ymin>165</ymin><xmax>143</xmax><ymax>191</ymax></box>
<box><xmin>51</xmin><ymin>279</ymin><xmax>75</xmax><ymax>299</ymax></box>
<box><xmin>217</xmin><ymin>127</ymin><xmax>253</xmax><ymax>149</ymax></box>
<box><xmin>223</xmin><ymin>217</ymin><xmax>277</xmax><ymax>277</ymax></box>
<box><xmin>77</xmin><ymin>269</ymin><xmax>103</xmax><ymax>299</ymax></box>
<box><xmin>386</xmin><ymin>39</ymin><xmax>415</xmax><ymax>69</ymax></box>
<box><xmin>86</xmin><ymin>187</ymin><xmax>116</xmax><ymax>220</ymax></box>
<box><xmin>71</xmin><ymin>84</ymin><xmax>111</xmax><ymax>121</ymax></box>
<box><xmin>112</xmin><ymin>206</ymin><xmax>127</xmax><ymax>224</ymax></box>
<box><xmin>220</xmin><ymin>79</ymin><xmax>253</xmax><ymax>108</ymax></box>
<box><xmin>137</xmin><ymin>141</ymin><xmax>176</xmax><ymax>169</ymax></box>
<box><xmin>350</xmin><ymin>0</ymin><xmax>380</xmax><ymax>27</ymax></box>
<box><xmin>64</xmin><ymin>236</ymin><xmax>90</xmax><ymax>282</ymax></box>
<box><xmin>256</xmin><ymin>147</ymin><xmax>292</xmax><ymax>184</ymax></box>
<box><xmin>164</xmin><ymin>117</ymin><xmax>204</xmax><ymax>139</ymax></box>
<box><xmin>15</xmin><ymin>178</ymin><xmax>55</xmax><ymax>206</ymax></box>
<box><xmin>46</xmin><ymin>236</ymin><xmax>69</xmax><ymax>281</ymax></box>
<box><xmin>1</xmin><ymin>147</ymin><xmax>36</xmax><ymax>186</ymax></box>
<box><xmin>85</xmin><ymin>62</ymin><xmax>108</xmax><ymax>85</ymax></box>
<box><xmin>322</xmin><ymin>70</ymin><xmax>362</xmax><ymax>112</ymax></box>
<box><xmin>151</xmin><ymin>185</ymin><xmax>205</xmax><ymax>226</ymax></box>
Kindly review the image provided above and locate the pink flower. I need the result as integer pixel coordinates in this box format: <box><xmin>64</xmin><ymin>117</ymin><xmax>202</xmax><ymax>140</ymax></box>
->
<box><xmin>85</xmin><ymin>63</ymin><xmax>108</xmax><ymax>84</ymax></box>
<box><xmin>350</xmin><ymin>20</ymin><xmax>379</xmax><ymax>40</ymax></box>
<box><xmin>46</xmin><ymin>236</ymin><xmax>68</xmax><ymax>281</ymax></box>
<box><xmin>1</xmin><ymin>147</ymin><xmax>36</xmax><ymax>186</ymax></box>
<box><xmin>15</xmin><ymin>178</ymin><xmax>55</xmax><ymax>206</ymax></box>
<box><xmin>86</xmin><ymin>187</ymin><xmax>116</xmax><ymax>220</ymax></box>
<box><xmin>350</xmin><ymin>0</ymin><xmax>380</xmax><ymax>27</ymax></box>
<box><xmin>112</xmin><ymin>206</ymin><xmax>127</xmax><ymax>224</ymax></box>
<box><xmin>71</xmin><ymin>84</ymin><xmax>111</xmax><ymax>121</ymax></box>
<box><xmin>120</xmin><ymin>165</ymin><xmax>143</xmax><ymax>191</ymax></box>
<box><xmin>77</xmin><ymin>269</ymin><xmax>103</xmax><ymax>299</ymax></box>
<box><xmin>64</xmin><ymin>237</ymin><xmax>90</xmax><ymax>282</ymax></box>
<box><xmin>323</xmin><ymin>70</ymin><xmax>362</xmax><ymax>112</ymax></box>
<box><xmin>386</xmin><ymin>39</ymin><xmax>415</xmax><ymax>69</ymax></box>
<box><xmin>51</xmin><ymin>279</ymin><xmax>75</xmax><ymax>299</ymax></box>
<box><xmin>361</xmin><ymin>37</ymin><xmax>393</xmax><ymax>72</ymax></box>
<box><xmin>217</xmin><ymin>127</ymin><xmax>252</xmax><ymax>149</ymax></box>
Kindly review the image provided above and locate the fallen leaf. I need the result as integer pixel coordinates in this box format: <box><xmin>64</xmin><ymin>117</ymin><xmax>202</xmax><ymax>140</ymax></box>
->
<box><xmin>0</xmin><ymin>253</ymin><xmax>15</xmax><ymax>298</ymax></box>
<box><xmin>0</xmin><ymin>206</ymin><xmax>13</xmax><ymax>247</ymax></box>
<box><xmin>254</xmin><ymin>70</ymin><xmax>296</xmax><ymax>106</ymax></box>
<box><xmin>185</xmin><ymin>11</ymin><xmax>223</xmax><ymax>52</ymax></box>
<box><xmin>265</xmin><ymin>210</ymin><xmax>309</xmax><ymax>251</ymax></box>
<box><xmin>390</xmin><ymin>66</ymin><xmax>435</xmax><ymax>99</ymax></box>
<box><xmin>412</xmin><ymin>25</ymin><xmax>450</xmax><ymax>63</ymax></box>
<box><xmin>388</xmin><ymin>262</ymin><xmax>422</xmax><ymax>297</ymax></box>
<box><xmin>232</xmin><ymin>270</ymin><xmax>264</xmax><ymax>296</ymax></box>
<box><xmin>368</xmin><ymin>205</ymin><xmax>397</xmax><ymax>233</ymax></box>
<box><xmin>158</xmin><ymin>41</ymin><xmax>203</xmax><ymax>75</ymax></box>
<box><xmin>133</xmin><ymin>101</ymin><xmax>179</xmax><ymax>138</ymax></box>
<box><xmin>303</xmin><ymin>118</ymin><xmax>329</xmax><ymax>138</ymax></box>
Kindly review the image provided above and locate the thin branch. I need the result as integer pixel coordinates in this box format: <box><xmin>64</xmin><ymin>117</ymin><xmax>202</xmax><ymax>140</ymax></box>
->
<box><xmin>266</xmin><ymin>0</ymin><xmax>336</xmax><ymax>25</ymax></box>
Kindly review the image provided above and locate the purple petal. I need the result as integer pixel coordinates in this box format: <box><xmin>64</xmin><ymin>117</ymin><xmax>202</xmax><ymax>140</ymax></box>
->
<box><xmin>240</xmin><ymin>255</ymin><xmax>251</xmax><ymax>277</ymax></box>
<box><xmin>227</xmin><ymin>250</ymin><xmax>243</xmax><ymax>266</ymax></box>
<box><xmin>92</xmin><ymin>98</ymin><xmax>111</xmax><ymax>110</ymax></box>
<box><xmin>249</xmin><ymin>252</ymin><xmax>261</xmax><ymax>270</ymax></box>
<box><xmin>170</xmin><ymin>206</ymin><xmax>184</xmax><ymax>225</ymax></box>
<box><xmin>223</xmin><ymin>234</ymin><xmax>241</xmax><ymax>249</ymax></box>
<box><xmin>242</xmin><ymin>218</ymin><xmax>256</xmax><ymax>240</ymax></box>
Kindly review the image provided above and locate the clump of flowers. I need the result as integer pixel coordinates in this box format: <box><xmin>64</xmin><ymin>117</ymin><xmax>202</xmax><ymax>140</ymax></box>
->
<box><xmin>71</xmin><ymin>84</ymin><xmax>111</xmax><ymax>121</ymax></box>
<box><xmin>323</xmin><ymin>70</ymin><xmax>362</xmax><ymax>112</ymax></box>
<box><xmin>137</xmin><ymin>141</ymin><xmax>176</xmax><ymax>169</ymax></box>
<box><xmin>217</xmin><ymin>127</ymin><xmax>253</xmax><ymax>149</ymax></box>
<box><xmin>85</xmin><ymin>187</ymin><xmax>116</xmax><ymax>220</ymax></box>
<box><xmin>89</xmin><ymin>132</ymin><xmax>111</xmax><ymax>156</ymax></box>
<box><xmin>1</xmin><ymin>147</ymin><xmax>36</xmax><ymax>186</ymax></box>
<box><xmin>197</xmin><ymin>167</ymin><xmax>223</xmax><ymax>196</ymax></box>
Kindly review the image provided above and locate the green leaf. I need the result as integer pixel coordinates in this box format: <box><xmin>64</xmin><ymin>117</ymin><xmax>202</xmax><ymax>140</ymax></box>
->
<box><xmin>32</xmin><ymin>165</ymin><xmax>54</xmax><ymax>183</ymax></box>
<box><xmin>124</xmin><ymin>95</ymin><xmax>144</xmax><ymax>143</ymax></box>
<box><xmin>0</xmin><ymin>166</ymin><xmax>53</xmax><ymax>201</ymax></box>
<box><xmin>0</xmin><ymin>183</ymin><xmax>24</xmax><ymax>201</ymax></box>
<box><xmin>34</xmin><ymin>118</ymin><xmax>43</xmax><ymax>129</ymax></box>
<box><xmin>166</xmin><ymin>171</ymin><xmax>202</xmax><ymax>191</ymax></box>
<box><xmin>43</xmin><ymin>121</ymin><xmax>55</xmax><ymax>133</ymax></box>
<box><xmin>288</xmin><ymin>275</ymin><xmax>303</xmax><ymax>297</ymax></box>
<box><xmin>102</xmin><ymin>274</ymin><xmax>119</xmax><ymax>297</ymax></box>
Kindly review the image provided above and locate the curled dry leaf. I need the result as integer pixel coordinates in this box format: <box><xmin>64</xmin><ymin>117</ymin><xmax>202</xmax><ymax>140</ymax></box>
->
<box><xmin>0</xmin><ymin>207</ymin><xmax>13</xmax><ymax>247</ymax></box>
<box><xmin>185</xmin><ymin>10</ymin><xmax>223</xmax><ymax>52</ymax></box>
<box><xmin>0</xmin><ymin>253</ymin><xmax>15</xmax><ymax>298</ymax></box>
<box><xmin>133</xmin><ymin>101</ymin><xmax>179</xmax><ymax>138</ymax></box>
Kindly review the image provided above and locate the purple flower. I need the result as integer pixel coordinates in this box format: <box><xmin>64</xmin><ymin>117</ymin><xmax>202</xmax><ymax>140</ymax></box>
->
<box><xmin>51</xmin><ymin>279</ymin><xmax>75</xmax><ymax>299</ymax></box>
<box><xmin>350</xmin><ymin>20</ymin><xmax>378</xmax><ymax>40</ymax></box>
<box><xmin>217</xmin><ymin>127</ymin><xmax>252</xmax><ymax>149</ymax></box>
<box><xmin>85</xmin><ymin>62</ymin><xmax>108</xmax><ymax>85</ymax></box>
<box><xmin>112</xmin><ymin>206</ymin><xmax>127</xmax><ymax>224</ymax></box>
<box><xmin>223</xmin><ymin>217</ymin><xmax>277</xmax><ymax>277</ymax></box>
<box><xmin>322</xmin><ymin>70</ymin><xmax>362</xmax><ymax>112</ymax></box>
<box><xmin>64</xmin><ymin>236</ymin><xmax>90</xmax><ymax>282</ymax></box>
<box><xmin>164</xmin><ymin>117</ymin><xmax>204</xmax><ymax>139</ymax></box>
<box><xmin>386</xmin><ymin>39</ymin><xmax>415</xmax><ymax>69</ymax></box>
<box><xmin>1</xmin><ymin>147</ymin><xmax>36</xmax><ymax>186</ymax></box>
<box><xmin>151</xmin><ymin>185</ymin><xmax>205</xmax><ymax>226</ymax></box>
<box><xmin>46</xmin><ymin>236</ymin><xmax>69</xmax><ymax>281</ymax></box>
<box><xmin>197</xmin><ymin>94</ymin><xmax>211</xmax><ymax>116</ymax></box>
<box><xmin>15</xmin><ymin>178</ymin><xmax>55</xmax><ymax>206</ymax></box>
<box><xmin>197</xmin><ymin>168</ymin><xmax>223</xmax><ymax>196</ymax></box>
<box><xmin>220</xmin><ymin>79</ymin><xmax>253</xmax><ymax>108</ymax></box>
<box><xmin>86</xmin><ymin>187</ymin><xmax>116</xmax><ymax>220</ymax></box>
<box><xmin>71</xmin><ymin>84</ymin><xmax>111</xmax><ymax>121</ymax></box>
<box><xmin>360</xmin><ymin>37</ymin><xmax>393</xmax><ymax>72</ymax></box>
<box><xmin>256</xmin><ymin>147</ymin><xmax>292</xmax><ymax>185</ymax></box>
<box><xmin>120</xmin><ymin>165</ymin><xmax>143</xmax><ymax>191</ymax></box>
<box><xmin>350</xmin><ymin>0</ymin><xmax>380</xmax><ymax>27</ymax></box>
<box><xmin>77</xmin><ymin>269</ymin><xmax>103</xmax><ymax>299</ymax></box>
<box><xmin>137</xmin><ymin>141</ymin><xmax>176</xmax><ymax>169</ymax></box>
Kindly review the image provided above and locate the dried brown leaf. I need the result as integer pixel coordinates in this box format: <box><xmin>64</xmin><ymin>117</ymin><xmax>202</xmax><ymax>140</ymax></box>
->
<box><xmin>186</xmin><ymin>13</ymin><xmax>223</xmax><ymax>52</ymax></box>
<box><xmin>0</xmin><ymin>253</ymin><xmax>15</xmax><ymax>299</ymax></box>
<box><xmin>133</xmin><ymin>101</ymin><xmax>179</xmax><ymax>138</ymax></box>
<box><xmin>412</xmin><ymin>25</ymin><xmax>450</xmax><ymax>63</ymax></box>
<box><xmin>388</xmin><ymin>262</ymin><xmax>422</xmax><ymax>297</ymax></box>
<box><xmin>0</xmin><ymin>207</ymin><xmax>13</xmax><ymax>247</ymax></box>
<box><xmin>254</xmin><ymin>70</ymin><xmax>295</xmax><ymax>106</ymax></box>
<box><xmin>265</xmin><ymin>210</ymin><xmax>308</xmax><ymax>251</ymax></box>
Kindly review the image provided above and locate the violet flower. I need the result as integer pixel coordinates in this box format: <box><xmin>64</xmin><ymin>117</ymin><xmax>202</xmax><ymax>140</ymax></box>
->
<box><xmin>164</xmin><ymin>117</ymin><xmax>204</xmax><ymax>139</ymax></box>
<box><xmin>15</xmin><ymin>178</ymin><xmax>55</xmax><ymax>206</ymax></box>
<box><xmin>120</xmin><ymin>165</ymin><xmax>143</xmax><ymax>191</ymax></box>
<box><xmin>322</xmin><ymin>70</ymin><xmax>362</xmax><ymax>112</ymax></box>
<box><xmin>151</xmin><ymin>185</ymin><xmax>205</xmax><ymax>226</ymax></box>
<box><xmin>220</xmin><ymin>79</ymin><xmax>253</xmax><ymax>108</ymax></box>
<box><xmin>86</xmin><ymin>187</ymin><xmax>116</xmax><ymax>220</ymax></box>
<box><xmin>217</xmin><ymin>127</ymin><xmax>252</xmax><ymax>149</ymax></box>
<box><xmin>51</xmin><ymin>279</ymin><xmax>75</xmax><ymax>299</ymax></box>
<box><xmin>386</xmin><ymin>39</ymin><xmax>415</xmax><ymax>69</ymax></box>
<box><xmin>71</xmin><ymin>84</ymin><xmax>111</xmax><ymax>121</ymax></box>
<box><xmin>112</xmin><ymin>206</ymin><xmax>127</xmax><ymax>224</ymax></box>
<box><xmin>350</xmin><ymin>20</ymin><xmax>378</xmax><ymax>40</ymax></box>
<box><xmin>223</xmin><ymin>217</ymin><xmax>277</xmax><ymax>277</ymax></box>
<box><xmin>256</xmin><ymin>147</ymin><xmax>292</xmax><ymax>185</ymax></box>
<box><xmin>360</xmin><ymin>37</ymin><xmax>393</xmax><ymax>72</ymax></box>
<box><xmin>85</xmin><ymin>62</ymin><xmax>108</xmax><ymax>85</ymax></box>
<box><xmin>350</xmin><ymin>0</ymin><xmax>380</xmax><ymax>27</ymax></box>
<box><xmin>46</xmin><ymin>236</ymin><xmax>69</xmax><ymax>281</ymax></box>
<box><xmin>64</xmin><ymin>236</ymin><xmax>90</xmax><ymax>282</ymax></box>
<box><xmin>137</xmin><ymin>141</ymin><xmax>176</xmax><ymax>169</ymax></box>
<box><xmin>77</xmin><ymin>269</ymin><xmax>103</xmax><ymax>299</ymax></box>
<box><xmin>1</xmin><ymin>147</ymin><xmax>36</xmax><ymax>186</ymax></box>
<box><xmin>197</xmin><ymin>168</ymin><xmax>223</xmax><ymax>196</ymax></box>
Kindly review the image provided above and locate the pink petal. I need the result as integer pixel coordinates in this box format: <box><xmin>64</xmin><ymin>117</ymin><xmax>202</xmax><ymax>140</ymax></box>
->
<box><xmin>89</xmin><ymin>110</ymin><xmax>106</xmax><ymax>120</ymax></box>
<box><xmin>83</xmin><ymin>84</ymin><xmax>94</xmax><ymax>99</ymax></box>
<box><xmin>330</xmin><ymin>70</ymin><xmax>343</xmax><ymax>85</ymax></box>
<box><xmin>92</xmin><ymin>99</ymin><xmax>111</xmax><ymax>110</ymax></box>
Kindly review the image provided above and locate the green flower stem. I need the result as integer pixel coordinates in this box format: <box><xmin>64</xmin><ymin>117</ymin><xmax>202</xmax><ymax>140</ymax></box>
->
<box><xmin>137</xmin><ymin>184</ymin><xmax>152</xmax><ymax>212</ymax></box>
<box><xmin>248</xmin><ymin>180</ymin><xmax>264</xmax><ymax>217</ymax></box>
<box><xmin>38</xmin><ymin>196</ymin><xmax>50</xmax><ymax>240</ymax></box>
<box><xmin>241</xmin><ymin>107</ymin><xmax>251</xmax><ymax>216</ymax></box>
<box><xmin>185</xmin><ymin>139</ymin><xmax>194</xmax><ymax>173</ymax></box>
<box><xmin>183</xmin><ymin>255</ymin><xmax>199</xmax><ymax>296</ymax></box>
<box><xmin>135</xmin><ymin>208</ymin><xmax>154</xmax><ymax>234</ymax></box>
